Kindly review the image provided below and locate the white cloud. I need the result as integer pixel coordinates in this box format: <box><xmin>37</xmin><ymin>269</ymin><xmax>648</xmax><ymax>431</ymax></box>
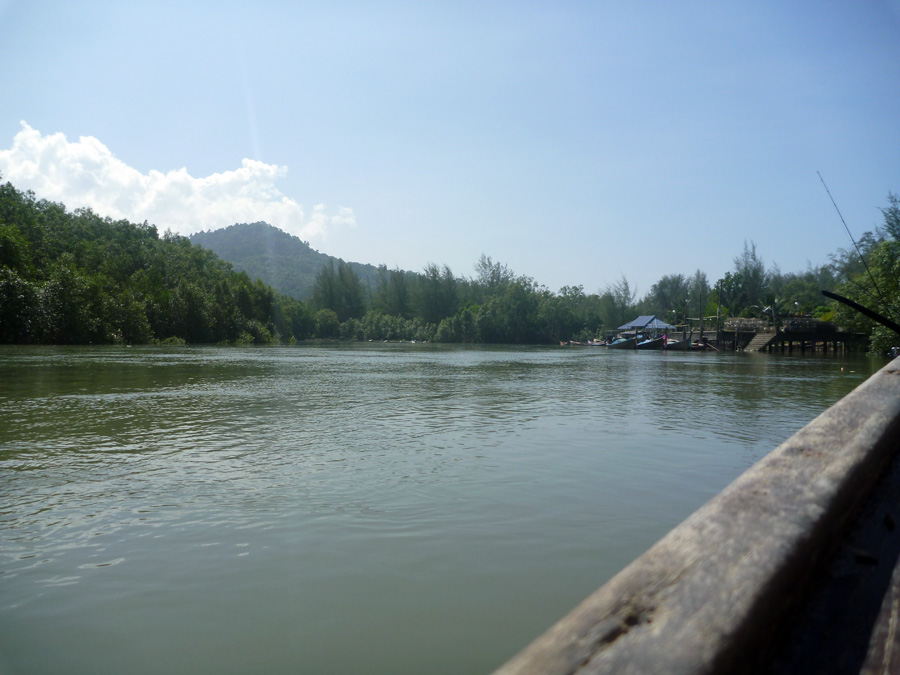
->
<box><xmin>0</xmin><ymin>122</ymin><xmax>355</xmax><ymax>240</ymax></box>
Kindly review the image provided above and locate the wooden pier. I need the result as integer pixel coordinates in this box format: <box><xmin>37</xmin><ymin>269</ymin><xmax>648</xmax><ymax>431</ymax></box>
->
<box><xmin>694</xmin><ymin>318</ymin><xmax>859</xmax><ymax>353</ymax></box>
<box><xmin>721</xmin><ymin>327</ymin><xmax>856</xmax><ymax>353</ymax></box>
<box><xmin>494</xmin><ymin>357</ymin><xmax>900</xmax><ymax>674</ymax></box>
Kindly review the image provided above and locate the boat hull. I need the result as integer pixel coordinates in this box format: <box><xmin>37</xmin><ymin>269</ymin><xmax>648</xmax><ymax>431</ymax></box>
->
<box><xmin>606</xmin><ymin>338</ymin><xmax>636</xmax><ymax>349</ymax></box>
<box><xmin>636</xmin><ymin>337</ymin><xmax>666</xmax><ymax>350</ymax></box>
<box><xmin>663</xmin><ymin>339</ymin><xmax>690</xmax><ymax>351</ymax></box>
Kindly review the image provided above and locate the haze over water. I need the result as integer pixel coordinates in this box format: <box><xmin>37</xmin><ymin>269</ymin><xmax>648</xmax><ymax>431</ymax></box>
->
<box><xmin>0</xmin><ymin>344</ymin><xmax>882</xmax><ymax>674</ymax></box>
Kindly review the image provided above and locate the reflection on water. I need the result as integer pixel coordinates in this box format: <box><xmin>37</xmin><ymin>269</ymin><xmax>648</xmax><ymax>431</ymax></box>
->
<box><xmin>0</xmin><ymin>345</ymin><xmax>882</xmax><ymax>674</ymax></box>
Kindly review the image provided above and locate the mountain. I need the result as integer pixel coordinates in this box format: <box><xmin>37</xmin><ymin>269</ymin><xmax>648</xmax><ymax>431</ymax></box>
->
<box><xmin>189</xmin><ymin>222</ymin><xmax>383</xmax><ymax>300</ymax></box>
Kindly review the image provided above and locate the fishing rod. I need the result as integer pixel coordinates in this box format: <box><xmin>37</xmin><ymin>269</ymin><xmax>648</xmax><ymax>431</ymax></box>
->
<box><xmin>817</xmin><ymin>172</ymin><xmax>899</xmax><ymax>332</ymax></box>
<box><xmin>821</xmin><ymin>290</ymin><xmax>900</xmax><ymax>337</ymax></box>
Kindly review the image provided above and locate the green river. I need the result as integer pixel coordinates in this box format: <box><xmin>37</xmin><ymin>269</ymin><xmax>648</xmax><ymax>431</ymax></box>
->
<box><xmin>0</xmin><ymin>344</ymin><xmax>885</xmax><ymax>674</ymax></box>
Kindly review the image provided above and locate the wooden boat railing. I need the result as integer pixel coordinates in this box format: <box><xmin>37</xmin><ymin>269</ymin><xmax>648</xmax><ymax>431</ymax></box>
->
<box><xmin>494</xmin><ymin>357</ymin><xmax>900</xmax><ymax>674</ymax></box>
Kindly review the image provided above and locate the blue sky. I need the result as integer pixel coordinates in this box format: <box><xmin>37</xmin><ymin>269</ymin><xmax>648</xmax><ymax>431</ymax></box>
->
<box><xmin>1</xmin><ymin>1</ymin><xmax>898</xmax><ymax>296</ymax></box>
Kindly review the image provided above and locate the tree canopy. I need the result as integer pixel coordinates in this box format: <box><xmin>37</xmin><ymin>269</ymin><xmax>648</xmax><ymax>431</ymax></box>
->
<box><xmin>1</xmin><ymin>175</ymin><xmax>897</xmax><ymax>351</ymax></box>
<box><xmin>0</xmin><ymin>179</ymin><xmax>312</xmax><ymax>345</ymax></box>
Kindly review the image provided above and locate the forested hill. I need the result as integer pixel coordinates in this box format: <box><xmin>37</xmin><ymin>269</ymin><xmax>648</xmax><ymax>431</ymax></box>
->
<box><xmin>189</xmin><ymin>222</ymin><xmax>382</xmax><ymax>300</ymax></box>
<box><xmin>0</xmin><ymin>180</ymin><xmax>315</xmax><ymax>345</ymax></box>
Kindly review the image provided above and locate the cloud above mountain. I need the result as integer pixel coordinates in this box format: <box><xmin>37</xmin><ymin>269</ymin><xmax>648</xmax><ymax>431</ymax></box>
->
<box><xmin>0</xmin><ymin>122</ymin><xmax>355</xmax><ymax>240</ymax></box>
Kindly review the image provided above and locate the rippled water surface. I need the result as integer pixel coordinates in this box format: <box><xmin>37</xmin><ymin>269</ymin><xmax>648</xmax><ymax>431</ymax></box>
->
<box><xmin>0</xmin><ymin>344</ymin><xmax>883</xmax><ymax>674</ymax></box>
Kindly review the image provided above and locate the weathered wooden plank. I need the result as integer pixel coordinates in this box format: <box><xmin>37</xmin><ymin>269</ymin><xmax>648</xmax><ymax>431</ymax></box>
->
<box><xmin>495</xmin><ymin>359</ymin><xmax>900</xmax><ymax>675</ymax></box>
<box><xmin>769</xmin><ymin>438</ymin><xmax>900</xmax><ymax>674</ymax></box>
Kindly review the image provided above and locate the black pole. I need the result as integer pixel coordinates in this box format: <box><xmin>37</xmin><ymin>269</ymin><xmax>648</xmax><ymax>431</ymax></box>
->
<box><xmin>822</xmin><ymin>290</ymin><xmax>900</xmax><ymax>337</ymax></box>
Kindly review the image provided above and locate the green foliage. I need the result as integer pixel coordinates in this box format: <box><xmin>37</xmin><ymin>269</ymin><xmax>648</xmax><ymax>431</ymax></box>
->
<box><xmin>767</xmin><ymin>264</ymin><xmax>836</xmax><ymax>317</ymax></box>
<box><xmin>881</xmin><ymin>192</ymin><xmax>900</xmax><ymax>241</ymax></box>
<box><xmin>0</xmin><ymin>266</ymin><xmax>38</xmax><ymax>342</ymax></box>
<box><xmin>314</xmin><ymin>308</ymin><xmax>340</xmax><ymax>338</ymax></box>
<box><xmin>0</xmin><ymin>223</ymin><xmax>34</xmax><ymax>273</ymax></box>
<box><xmin>718</xmin><ymin>241</ymin><xmax>768</xmax><ymax>316</ymax></box>
<box><xmin>636</xmin><ymin>270</ymin><xmax>711</xmax><ymax>324</ymax></box>
<box><xmin>435</xmin><ymin>306</ymin><xmax>478</xmax><ymax>343</ymax></box>
<box><xmin>310</xmin><ymin>260</ymin><xmax>366</xmax><ymax>322</ymax></box>
<box><xmin>687</xmin><ymin>270</ymin><xmax>712</xmax><ymax>319</ymax></box>
<box><xmin>641</xmin><ymin>273</ymin><xmax>688</xmax><ymax>317</ymax></box>
<box><xmin>474</xmin><ymin>276</ymin><xmax>548</xmax><ymax>343</ymax></box>
<box><xmin>596</xmin><ymin>276</ymin><xmax>636</xmax><ymax>331</ymax></box>
<box><xmin>372</xmin><ymin>266</ymin><xmax>413</xmax><ymax>318</ymax></box>
<box><xmin>394</xmin><ymin>268</ymin><xmax>414</xmax><ymax>318</ymax></box>
<box><xmin>417</xmin><ymin>264</ymin><xmax>459</xmax><ymax>325</ymax></box>
<box><xmin>827</xmin><ymin>192</ymin><xmax>900</xmax><ymax>353</ymax></box>
<box><xmin>835</xmin><ymin>238</ymin><xmax>900</xmax><ymax>353</ymax></box>
<box><xmin>278</xmin><ymin>297</ymin><xmax>314</xmax><ymax>341</ymax></box>
<box><xmin>0</xmin><ymin>179</ymin><xmax>311</xmax><ymax>345</ymax></box>
<box><xmin>473</xmin><ymin>255</ymin><xmax>515</xmax><ymax>295</ymax></box>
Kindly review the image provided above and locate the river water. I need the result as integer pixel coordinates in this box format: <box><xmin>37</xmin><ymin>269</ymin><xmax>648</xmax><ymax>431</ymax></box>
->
<box><xmin>0</xmin><ymin>344</ymin><xmax>883</xmax><ymax>674</ymax></box>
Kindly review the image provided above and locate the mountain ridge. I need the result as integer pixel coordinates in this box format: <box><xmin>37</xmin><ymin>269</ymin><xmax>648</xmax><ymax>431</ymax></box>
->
<box><xmin>189</xmin><ymin>222</ymin><xmax>383</xmax><ymax>300</ymax></box>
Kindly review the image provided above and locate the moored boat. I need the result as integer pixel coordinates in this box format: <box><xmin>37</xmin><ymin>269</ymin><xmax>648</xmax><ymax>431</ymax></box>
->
<box><xmin>636</xmin><ymin>336</ymin><xmax>666</xmax><ymax>350</ymax></box>
<box><xmin>691</xmin><ymin>340</ymin><xmax>719</xmax><ymax>351</ymax></box>
<box><xmin>606</xmin><ymin>336</ymin><xmax>637</xmax><ymax>349</ymax></box>
<box><xmin>662</xmin><ymin>338</ymin><xmax>690</xmax><ymax>351</ymax></box>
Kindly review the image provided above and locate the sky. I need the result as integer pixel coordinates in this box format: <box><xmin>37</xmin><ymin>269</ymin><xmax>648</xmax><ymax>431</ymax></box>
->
<box><xmin>1</xmin><ymin>1</ymin><xmax>898</xmax><ymax>297</ymax></box>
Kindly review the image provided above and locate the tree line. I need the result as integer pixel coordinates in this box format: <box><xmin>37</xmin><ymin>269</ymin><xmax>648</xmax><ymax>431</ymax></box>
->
<box><xmin>305</xmin><ymin>194</ymin><xmax>899</xmax><ymax>352</ymax></box>
<box><xmin>0</xmin><ymin>175</ymin><xmax>897</xmax><ymax>350</ymax></box>
<box><xmin>0</xmin><ymin>179</ymin><xmax>311</xmax><ymax>345</ymax></box>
